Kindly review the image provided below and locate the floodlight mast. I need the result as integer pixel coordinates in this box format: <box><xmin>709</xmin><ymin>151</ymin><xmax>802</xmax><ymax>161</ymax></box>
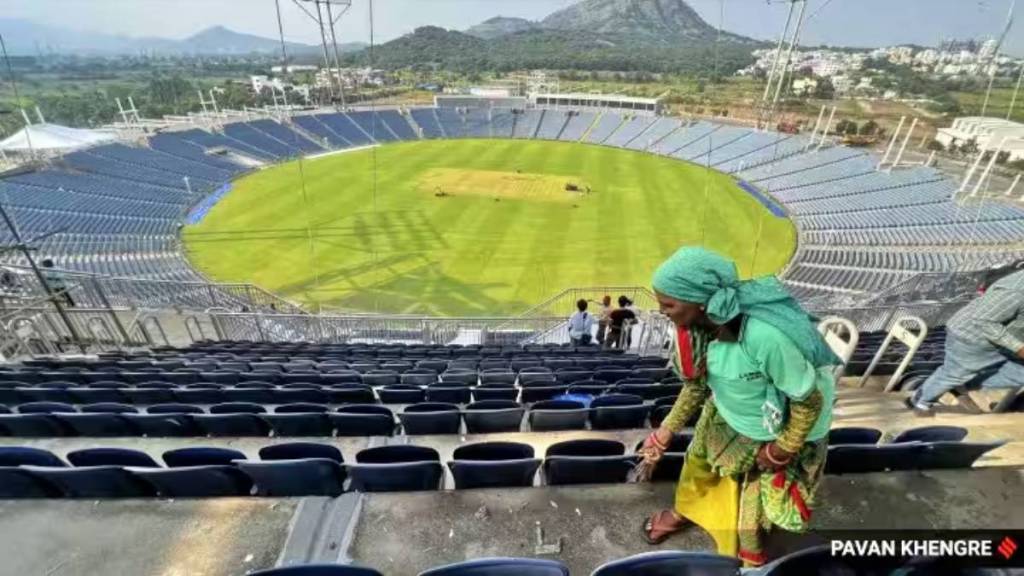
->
<box><xmin>292</xmin><ymin>0</ymin><xmax>352</xmax><ymax>107</ymax></box>
<box><xmin>757</xmin><ymin>0</ymin><xmax>808</xmax><ymax>131</ymax></box>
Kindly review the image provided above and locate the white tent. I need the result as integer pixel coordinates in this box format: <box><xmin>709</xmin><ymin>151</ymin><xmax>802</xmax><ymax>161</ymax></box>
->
<box><xmin>0</xmin><ymin>123</ymin><xmax>117</xmax><ymax>153</ymax></box>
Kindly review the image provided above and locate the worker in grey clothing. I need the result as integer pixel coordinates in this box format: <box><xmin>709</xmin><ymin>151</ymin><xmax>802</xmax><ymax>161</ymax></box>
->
<box><xmin>907</xmin><ymin>268</ymin><xmax>1024</xmax><ymax>414</ymax></box>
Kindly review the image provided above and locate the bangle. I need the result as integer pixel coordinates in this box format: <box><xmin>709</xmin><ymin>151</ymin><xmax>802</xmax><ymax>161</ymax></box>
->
<box><xmin>763</xmin><ymin>443</ymin><xmax>788</xmax><ymax>466</ymax></box>
<box><xmin>648</xmin><ymin>431</ymin><xmax>669</xmax><ymax>452</ymax></box>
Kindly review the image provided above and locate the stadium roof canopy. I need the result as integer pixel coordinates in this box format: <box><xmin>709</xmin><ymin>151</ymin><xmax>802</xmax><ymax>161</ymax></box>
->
<box><xmin>0</xmin><ymin>123</ymin><xmax>117</xmax><ymax>153</ymax></box>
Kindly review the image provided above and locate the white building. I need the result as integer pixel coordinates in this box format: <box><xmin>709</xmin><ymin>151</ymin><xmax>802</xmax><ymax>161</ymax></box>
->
<box><xmin>936</xmin><ymin>117</ymin><xmax>1024</xmax><ymax>161</ymax></box>
<box><xmin>271</xmin><ymin>65</ymin><xmax>318</xmax><ymax>74</ymax></box>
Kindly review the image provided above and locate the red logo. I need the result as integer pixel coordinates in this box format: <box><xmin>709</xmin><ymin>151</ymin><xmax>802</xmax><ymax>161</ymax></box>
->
<box><xmin>998</xmin><ymin>537</ymin><xmax>1018</xmax><ymax>560</ymax></box>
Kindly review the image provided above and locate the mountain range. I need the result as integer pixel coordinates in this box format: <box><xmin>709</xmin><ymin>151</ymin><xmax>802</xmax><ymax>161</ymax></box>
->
<box><xmin>466</xmin><ymin>0</ymin><xmax>751</xmax><ymax>44</ymax></box>
<box><xmin>346</xmin><ymin>0</ymin><xmax>759</xmax><ymax>74</ymax></box>
<box><xmin>2</xmin><ymin>0</ymin><xmax>759</xmax><ymax>73</ymax></box>
<box><xmin>0</xmin><ymin>19</ymin><xmax>364</xmax><ymax>56</ymax></box>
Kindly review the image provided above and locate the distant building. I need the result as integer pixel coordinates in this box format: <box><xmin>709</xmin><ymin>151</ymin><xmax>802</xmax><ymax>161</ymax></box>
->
<box><xmin>792</xmin><ymin>77</ymin><xmax>818</xmax><ymax>96</ymax></box>
<box><xmin>936</xmin><ymin>117</ymin><xmax>1024</xmax><ymax>160</ymax></box>
<box><xmin>271</xmin><ymin>65</ymin><xmax>318</xmax><ymax>74</ymax></box>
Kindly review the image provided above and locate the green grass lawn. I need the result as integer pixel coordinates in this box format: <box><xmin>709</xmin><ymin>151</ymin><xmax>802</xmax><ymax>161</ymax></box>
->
<box><xmin>183</xmin><ymin>139</ymin><xmax>795</xmax><ymax>316</ymax></box>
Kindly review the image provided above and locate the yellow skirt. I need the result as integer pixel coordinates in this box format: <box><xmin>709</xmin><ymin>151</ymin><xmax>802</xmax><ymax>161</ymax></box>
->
<box><xmin>673</xmin><ymin>449</ymin><xmax>740</xmax><ymax>557</ymax></box>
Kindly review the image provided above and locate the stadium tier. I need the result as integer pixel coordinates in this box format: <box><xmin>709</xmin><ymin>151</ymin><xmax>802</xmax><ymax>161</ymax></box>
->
<box><xmin>3</xmin><ymin>108</ymin><xmax>1024</xmax><ymax>306</ymax></box>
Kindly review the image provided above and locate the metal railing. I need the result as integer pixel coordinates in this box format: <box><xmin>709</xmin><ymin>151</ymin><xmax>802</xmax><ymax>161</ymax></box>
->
<box><xmin>0</xmin><ymin>264</ymin><xmax>304</xmax><ymax>315</ymax></box>
<box><xmin>204</xmin><ymin>308</ymin><xmax>676</xmax><ymax>358</ymax></box>
<box><xmin>514</xmin><ymin>286</ymin><xmax>658</xmax><ymax>318</ymax></box>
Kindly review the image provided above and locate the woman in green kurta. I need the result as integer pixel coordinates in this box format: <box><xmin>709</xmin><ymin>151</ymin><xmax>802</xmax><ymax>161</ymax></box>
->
<box><xmin>639</xmin><ymin>247</ymin><xmax>837</xmax><ymax>567</ymax></box>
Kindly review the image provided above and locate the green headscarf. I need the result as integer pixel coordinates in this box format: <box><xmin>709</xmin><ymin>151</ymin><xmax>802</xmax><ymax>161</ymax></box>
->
<box><xmin>653</xmin><ymin>246</ymin><xmax>839</xmax><ymax>368</ymax></box>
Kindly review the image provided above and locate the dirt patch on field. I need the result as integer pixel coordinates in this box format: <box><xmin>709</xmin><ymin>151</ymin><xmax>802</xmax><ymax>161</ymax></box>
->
<box><xmin>417</xmin><ymin>168</ymin><xmax>592</xmax><ymax>203</ymax></box>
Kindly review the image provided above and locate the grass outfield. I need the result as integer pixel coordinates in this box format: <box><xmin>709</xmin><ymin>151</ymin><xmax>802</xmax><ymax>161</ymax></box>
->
<box><xmin>184</xmin><ymin>139</ymin><xmax>796</xmax><ymax>316</ymax></box>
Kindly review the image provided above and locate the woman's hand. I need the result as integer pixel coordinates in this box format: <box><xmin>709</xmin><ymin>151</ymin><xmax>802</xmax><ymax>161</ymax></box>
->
<box><xmin>640</xmin><ymin>427</ymin><xmax>672</xmax><ymax>463</ymax></box>
<box><xmin>756</xmin><ymin>442</ymin><xmax>795</xmax><ymax>472</ymax></box>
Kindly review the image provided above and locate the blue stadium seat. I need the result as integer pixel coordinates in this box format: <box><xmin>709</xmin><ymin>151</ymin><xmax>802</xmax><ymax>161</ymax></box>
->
<box><xmin>828</xmin><ymin>427</ymin><xmax>883</xmax><ymax>445</ymax></box>
<box><xmin>67</xmin><ymin>448</ymin><xmax>160</xmax><ymax>468</ymax></box>
<box><xmin>825</xmin><ymin>443</ymin><xmax>927</xmax><ymax>475</ymax></box>
<box><xmin>134</xmin><ymin>466</ymin><xmax>253</xmax><ymax>497</ymax></box>
<box><xmin>210</xmin><ymin>402</ymin><xmax>266</xmax><ymax>414</ymax></box>
<box><xmin>916</xmin><ymin>440</ymin><xmax>1007</xmax><ymax>470</ymax></box>
<box><xmin>589</xmin><ymin>394</ymin><xmax>649</xmax><ymax>430</ymax></box>
<box><xmin>81</xmin><ymin>402</ymin><xmax>137</xmax><ymax>414</ymax></box>
<box><xmin>69</xmin><ymin>388</ymin><xmax>127</xmax><ymax>404</ymax></box>
<box><xmin>0</xmin><ymin>414</ymin><xmax>67</xmax><ymax>437</ymax></box>
<box><xmin>529</xmin><ymin>402</ymin><xmax>589</xmax><ymax>435</ymax></box>
<box><xmin>26</xmin><ymin>466</ymin><xmax>155</xmax><ymax>498</ymax></box>
<box><xmin>348</xmin><ymin>445</ymin><xmax>443</xmax><ymax>492</ymax></box>
<box><xmin>462</xmin><ymin>400</ymin><xmax>524</xmax><ymax>434</ymax></box>
<box><xmin>124</xmin><ymin>413</ymin><xmax>200</xmax><ymax>437</ymax></box>
<box><xmin>148</xmin><ymin>403</ymin><xmax>204</xmax><ymax>414</ymax></box>
<box><xmin>263</xmin><ymin>411</ymin><xmax>333</xmax><ymax>437</ymax></box>
<box><xmin>0</xmin><ymin>468</ymin><xmax>59</xmax><ymax>498</ymax></box>
<box><xmin>425</xmin><ymin>385</ymin><xmax>473</xmax><ymax>404</ymax></box>
<box><xmin>193</xmin><ymin>413</ymin><xmax>270</xmax><ymax>437</ymax></box>
<box><xmin>249</xmin><ymin>564</ymin><xmax>384</xmax><ymax>576</ymax></box>
<box><xmin>590</xmin><ymin>551</ymin><xmax>741</xmax><ymax>576</ymax></box>
<box><xmin>260</xmin><ymin>442</ymin><xmax>343</xmax><ymax>463</ymax></box>
<box><xmin>419</xmin><ymin>558</ymin><xmax>569</xmax><ymax>576</ymax></box>
<box><xmin>400</xmin><ymin>403</ymin><xmax>462</xmax><ymax>435</ymax></box>
<box><xmin>17</xmin><ymin>402</ymin><xmax>76</xmax><ymax>414</ymax></box>
<box><xmin>543</xmin><ymin>439</ymin><xmax>637</xmax><ymax>486</ymax></box>
<box><xmin>379</xmin><ymin>385</ymin><xmax>426</xmax><ymax>404</ymax></box>
<box><xmin>479</xmin><ymin>370</ymin><xmax>516</xmax><ymax>385</ymax></box>
<box><xmin>472</xmin><ymin>386</ymin><xmax>518</xmax><ymax>402</ymax></box>
<box><xmin>326</xmin><ymin>386</ymin><xmax>377</xmax><ymax>404</ymax></box>
<box><xmin>123</xmin><ymin>388</ymin><xmax>177</xmax><ymax>404</ymax></box>
<box><xmin>55</xmin><ymin>413</ymin><xmax>136</xmax><ymax>437</ymax></box>
<box><xmin>239</xmin><ymin>459</ymin><xmax>346</xmax><ymax>497</ymax></box>
<box><xmin>0</xmin><ymin>446</ymin><xmax>66</xmax><ymax>467</ymax></box>
<box><xmin>520</xmin><ymin>384</ymin><xmax>569</xmax><ymax>403</ymax></box>
<box><xmin>330</xmin><ymin>405</ymin><xmax>395</xmax><ymax>437</ymax></box>
<box><xmin>891</xmin><ymin>426</ymin><xmax>968</xmax><ymax>444</ymax></box>
<box><xmin>448</xmin><ymin>442</ymin><xmax>541</xmax><ymax>490</ymax></box>
<box><xmin>163</xmin><ymin>447</ymin><xmax>247</xmax><ymax>467</ymax></box>
<box><xmin>401</xmin><ymin>370</ymin><xmax>438</xmax><ymax>386</ymax></box>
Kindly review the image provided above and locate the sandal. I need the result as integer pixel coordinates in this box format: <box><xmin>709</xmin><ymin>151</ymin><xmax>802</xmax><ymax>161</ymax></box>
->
<box><xmin>641</xmin><ymin>509</ymin><xmax>688</xmax><ymax>545</ymax></box>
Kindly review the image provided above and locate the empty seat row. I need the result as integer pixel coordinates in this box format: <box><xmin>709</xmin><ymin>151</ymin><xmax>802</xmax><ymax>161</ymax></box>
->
<box><xmin>0</xmin><ymin>395</ymin><xmax>670</xmax><ymax>437</ymax></box>
<box><xmin>0</xmin><ymin>379</ymin><xmax>681</xmax><ymax>405</ymax></box>
<box><xmin>0</xmin><ymin>438</ymin><xmax>671</xmax><ymax>498</ymax></box>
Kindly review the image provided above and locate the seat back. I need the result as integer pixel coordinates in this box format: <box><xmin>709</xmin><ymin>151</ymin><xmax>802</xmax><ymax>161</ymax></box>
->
<box><xmin>0</xmin><ymin>446</ymin><xmax>66</xmax><ymax>467</ymax></box>
<box><xmin>528</xmin><ymin>400</ymin><xmax>588</xmax><ymax>431</ymax></box>
<box><xmin>67</xmin><ymin>448</ymin><xmax>159</xmax><ymax>468</ymax></box>
<box><xmin>915</xmin><ymin>440</ymin><xmax>1007</xmax><ymax>470</ymax></box>
<box><xmin>817</xmin><ymin>316</ymin><xmax>860</xmax><ymax>377</ymax></box>
<box><xmin>238</xmin><ymin>459</ymin><xmax>346</xmax><ymax>497</ymax></box>
<box><xmin>857</xmin><ymin>315</ymin><xmax>928</xmax><ymax>392</ymax></box>
<box><xmin>419</xmin><ymin>558</ymin><xmax>569</xmax><ymax>576</ymax></box>
<box><xmin>590</xmin><ymin>551</ymin><xmax>741</xmax><ymax>576</ymax></box>
<box><xmin>891</xmin><ymin>425</ymin><xmax>968</xmax><ymax>444</ymax></box>
<box><xmin>463</xmin><ymin>401</ymin><xmax>524</xmax><ymax>434</ymax></box>
<box><xmin>399</xmin><ymin>403</ymin><xmax>462</xmax><ymax>435</ymax></box>
<box><xmin>260</xmin><ymin>442</ymin><xmax>343</xmax><ymax>463</ymax></box>
<box><xmin>825</xmin><ymin>443</ymin><xmax>926</xmax><ymax>475</ymax></box>
<box><xmin>163</xmin><ymin>446</ymin><xmax>247</xmax><ymax>467</ymax></box>
<box><xmin>26</xmin><ymin>466</ymin><xmax>155</xmax><ymax>498</ymax></box>
<box><xmin>135</xmin><ymin>466</ymin><xmax>253</xmax><ymax>497</ymax></box>
<box><xmin>828</xmin><ymin>427</ymin><xmax>883</xmax><ymax>445</ymax></box>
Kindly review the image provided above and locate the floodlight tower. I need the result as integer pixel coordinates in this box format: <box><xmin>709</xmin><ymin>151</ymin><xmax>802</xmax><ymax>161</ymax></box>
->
<box><xmin>288</xmin><ymin>0</ymin><xmax>352</xmax><ymax>107</ymax></box>
<box><xmin>757</xmin><ymin>0</ymin><xmax>808</xmax><ymax>131</ymax></box>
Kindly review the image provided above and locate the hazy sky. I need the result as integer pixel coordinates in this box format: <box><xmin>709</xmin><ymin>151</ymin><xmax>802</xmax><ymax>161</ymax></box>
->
<box><xmin>4</xmin><ymin>0</ymin><xmax>1023</xmax><ymax>55</ymax></box>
